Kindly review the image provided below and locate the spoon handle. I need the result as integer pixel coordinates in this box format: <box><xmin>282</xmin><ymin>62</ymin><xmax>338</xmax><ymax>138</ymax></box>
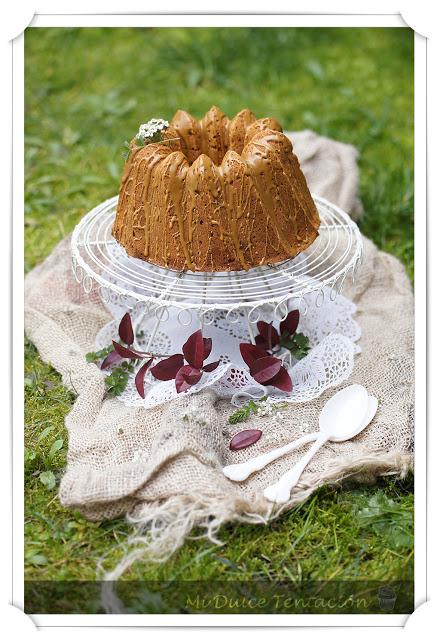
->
<box><xmin>223</xmin><ymin>433</ymin><xmax>317</xmax><ymax>482</ymax></box>
<box><xmin>264</xmin><ymin>434</ymin><xmax>329</xmax><ymax>504</ymax></box>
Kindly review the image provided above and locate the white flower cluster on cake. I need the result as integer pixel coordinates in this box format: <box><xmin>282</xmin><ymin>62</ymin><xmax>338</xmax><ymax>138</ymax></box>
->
<box><xmin>136</xmin><ymin>118</ymin><xmax>169</xmax><ymax>141</ymax></box>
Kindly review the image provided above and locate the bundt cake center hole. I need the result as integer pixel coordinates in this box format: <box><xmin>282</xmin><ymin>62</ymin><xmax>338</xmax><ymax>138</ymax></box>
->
<box><xmin>175</xmin><ymin>129</ymin><xmax>234</xmax><ymax>165</ymax></box>
<box><xmin>185</xmin><ymin>144</ymin><xmax>228</xmax><ymax>165</ymax></box>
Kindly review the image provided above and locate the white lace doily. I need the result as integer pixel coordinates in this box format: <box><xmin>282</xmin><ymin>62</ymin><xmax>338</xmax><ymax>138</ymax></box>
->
<box><xmin>96</xmin><ymin>278</ymin><xmax>361</xmax><ymax>409</ymax></box>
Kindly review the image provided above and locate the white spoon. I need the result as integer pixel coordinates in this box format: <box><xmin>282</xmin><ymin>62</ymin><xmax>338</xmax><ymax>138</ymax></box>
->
<box><xmin>223</xmin><ymin>388</ymin><xmax>375</xmax><ymax>483</ymax></box>
<box><xmin>223</xmin><ymin>432</ymin><xmax>317</xmax><ymax>482</ymax></box>
<box><xmin>264</xmin><ymin>385</ymin><xmax>375</xmax><ymax>504</ymax></box>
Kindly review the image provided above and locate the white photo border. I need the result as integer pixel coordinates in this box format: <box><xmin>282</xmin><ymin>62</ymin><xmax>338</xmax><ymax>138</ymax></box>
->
<box><xmin>12</xmin><ymin>11</ymin><xmax>425</xmax><ymax>629</ymax></box>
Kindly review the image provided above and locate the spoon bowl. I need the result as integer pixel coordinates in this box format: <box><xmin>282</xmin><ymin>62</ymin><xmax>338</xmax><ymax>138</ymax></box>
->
<box><xmin>319</xmin><ymin>384</ymin><xmax>369</xmax><ymax>439</ymax></box>
<box><xmin>332</xmin><ymin>395</ymin><xmax>378</xmax><ymax>442</ymax></box>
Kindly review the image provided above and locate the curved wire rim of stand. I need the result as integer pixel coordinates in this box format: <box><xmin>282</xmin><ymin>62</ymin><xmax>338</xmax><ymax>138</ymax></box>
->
<box><xmin>71</xmin><ymin>194</ymin><xmax>363</xmax><ymax>315</ymax></box>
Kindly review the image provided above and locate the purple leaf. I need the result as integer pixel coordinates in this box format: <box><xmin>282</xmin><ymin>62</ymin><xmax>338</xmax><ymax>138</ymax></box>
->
<box><xmin>229</xmin><ymin>429</ymin><xmax>262</xmax><ymax>451</ymax></box>
<box><xmin>118</xmin><ymin>312</ymin><xmax>134</xmax><ymax>345</ymax></box>
<box><xmin>250</xmin><ymin>356</ymin><xmax>282</xmax><ymax>384</ymax></box>
<box><xmin>182</xmin><ymin>330</ymin><xmax>205</xmax><ymax>369</ymax></box>
<box><xmin>203</xmin><ymin>337</ymin><xmax>212</xmax><ymax>360</ymax></box>
<box><xmin>180</xmin><ymin>364</ymin><xmax>203</xmax><ymax>385</ymax></box>
<box><xmin>203</xmin><ymin>360</ymin><xmax>220</xmax><ymax>373</ymax></box>
<box><xmin>100</xmin><ymin>350</ymin><xmax>123</xmax><ymax>370</ymax></box>
<box><xmin>256</xmin><ymin>321</ymin><xmax>280</xmax><ymax>349</ymax></box>
<box><xmin>150</xmin><ymin>354</ymin><xmax>184</xmax><ymax>381</ymax></box>
<box><xmin>255</xmin><ymin>334</ymin><xmax>270</xmax><ymax>350</ymax></box>
<box><xmin>112</xmin><ymin>341</ymin><xmax>148</xmax><ymax>359</ymax></box>
<box><xmin>135</xmin><ymin>358</ymin><xmax>153</xmax><ymax>399</ymax></box>
<box><xmin>239</xmin><ymin>343</ymin><xmax>269</xmax><ymax>368</ymax></box>
<box><xmin>175</xmin><ymin>365</ymin><xmax>200</xmax><ymax>393</ymax></box>
<box><xmin>268</xmin><ymin>366</ymin><xmax>293</xmax><ymax>392</ymax></box>
<box><xmin>175</xmin><ymin>372</ymin><xmax>191</xmax><ymax>393</ymax></box>
<box><xmin>280</xmin><ymin>309</ymin><xmax>300</xmax><ymax>337</ymax></box>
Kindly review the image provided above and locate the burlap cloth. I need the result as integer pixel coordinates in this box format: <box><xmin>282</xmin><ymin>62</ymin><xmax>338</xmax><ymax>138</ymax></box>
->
<box><xmin>24</xmin><ymin>131</ymin><xmax>413</xmax><ymax>569</ymax></box>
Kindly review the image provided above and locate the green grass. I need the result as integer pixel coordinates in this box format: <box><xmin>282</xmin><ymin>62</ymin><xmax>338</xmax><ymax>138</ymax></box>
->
<box><xmin>24</xmin><ymin>27</ymin><xmax>414</xmax><ymax>609</ymax></box>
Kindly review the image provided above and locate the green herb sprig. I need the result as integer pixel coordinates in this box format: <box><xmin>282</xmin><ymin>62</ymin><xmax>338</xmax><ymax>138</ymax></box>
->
<box><xmin>228</xmin><ymin>399</ymin><xmax>260</xmax><ymax>424</ymax></box>
<box><xmin>85</xmin><ymin>345</ymin><xmax>114</xmax><ymax>363</ymax></box>
<box><xmin>228</xmin><ymin>396</ymin><xmax>290</xmax><ymax>425</ymax></box>
<box><xmin>104</xmin><ymin>361</ymin><xmax>135</xmax><ymax>396</ymax></box>
<box><xmin>280</xmin><ymin>331</ymin><xmax>310</xmax><ymax>360</ymax></box>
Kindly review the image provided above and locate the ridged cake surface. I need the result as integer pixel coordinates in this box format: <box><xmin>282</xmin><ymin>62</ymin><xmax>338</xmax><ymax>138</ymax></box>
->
<box><xmin>113</xmin><ymin>106</ymin><xmax>320</xmax><ymax>272</ymax></box>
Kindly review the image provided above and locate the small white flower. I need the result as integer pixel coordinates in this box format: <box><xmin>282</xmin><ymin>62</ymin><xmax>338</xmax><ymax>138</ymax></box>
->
<box><xmin>136</xmin><ymin>118</ymin><xmax>169</xmax><ymax>141</ymax></box>
<box><xmin>255</xmin><ymin>400</ymin><xmax>275</xmax><ymax>417</ymax></box>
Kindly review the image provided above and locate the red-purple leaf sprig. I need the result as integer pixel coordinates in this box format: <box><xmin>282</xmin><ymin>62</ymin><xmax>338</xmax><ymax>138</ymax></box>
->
<box><xmin>254</xmin><ymin>309</ymin><xmax>300</xmax><ymax>351</ymax></box>
<box><xmin>150</xmin><ymin>329</ymin><xmax>220</xmax><ymax>393</ymax></box>
<box><xmin>237</xmin><ymin>309</ymin><xmax>310</xmax><ymax>391</ymax></box>
<box><xmin>100</xmin><ymin>311</ymin><xmax>136</xmax><ymax>370</ymax></box>
<box><xmin>104</xmin><ymin>312</ymin><xmax>156</xmax><ymax>397</ymax></box>
<box><xmin>94</xmin><ymin>313</ymin><xmax>218</xmax><ymax>397</ymax></box>
<box><xmin>239</xmin><ymin>343</ymin><xmax>293</xmax><ymax>392</ymax></box>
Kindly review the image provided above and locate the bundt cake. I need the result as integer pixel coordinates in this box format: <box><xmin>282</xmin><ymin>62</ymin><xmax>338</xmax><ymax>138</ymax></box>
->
<box><xmin>112</xmin><ymin>106</ymin><xmax>320</xmax><ymax>272</ymax></box>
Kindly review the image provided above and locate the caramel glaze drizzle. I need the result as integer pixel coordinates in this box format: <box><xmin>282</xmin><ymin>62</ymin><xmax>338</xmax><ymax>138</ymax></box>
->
<box><xmin>218</xmin><ymin>151</ymin><xmax>249</xmax><ymax>270</ymax></box>
<box><xmin>113</xmin><ymin>107</ymin><xmax>320</xmax><ymax>272</ymax></box>
<box><xmin>167</xmin><ymin>152</ymin><xmax>194</xmax><ymax>270</ymax></box>
<box><xmin>243</xmin><ymin>134</ymin><xmax>300</xmax><ymax>255</ymax></box>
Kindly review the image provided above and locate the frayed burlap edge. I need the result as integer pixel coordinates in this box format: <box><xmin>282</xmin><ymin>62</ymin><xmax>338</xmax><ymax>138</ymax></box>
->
<box><xmin>99</xmin><ymin>449</ymin><xmax>412</xmax><ymax>613</ymax></box>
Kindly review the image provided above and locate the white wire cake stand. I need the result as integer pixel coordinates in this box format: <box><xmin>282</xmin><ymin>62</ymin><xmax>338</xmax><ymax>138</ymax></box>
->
<box><xmin>71</xmin><ymin>194</ymin><xmax>363</xmax><ymax>408</ymax></box>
